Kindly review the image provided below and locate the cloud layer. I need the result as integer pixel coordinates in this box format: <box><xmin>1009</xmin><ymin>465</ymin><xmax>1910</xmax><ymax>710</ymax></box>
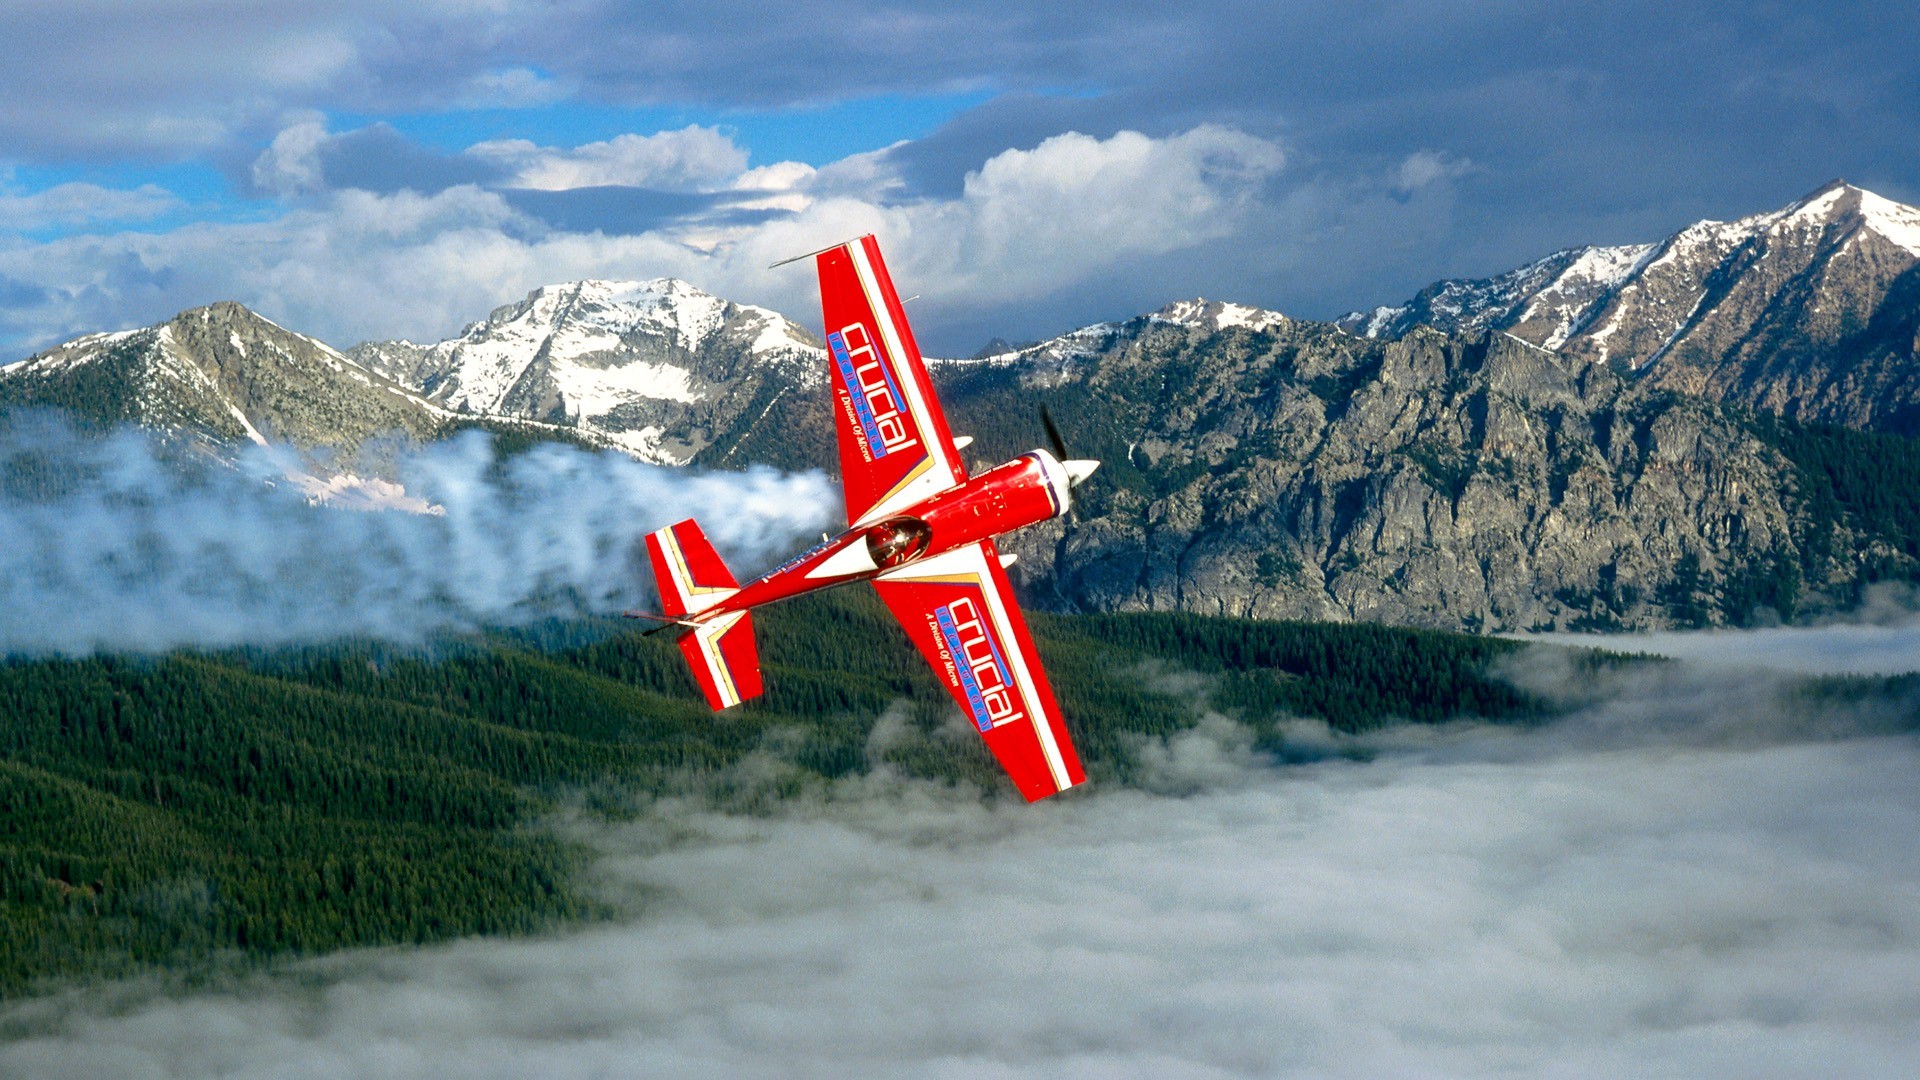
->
<box><xmin>5</xmin><ymin>4</ymin><xmax>1914</xmax><ymax>359</ymax></box>
<box><xmin>0</xmin><ymin>124</ymin><xmax>1290</xmax><ymax>356</ymax></box>
<box><xmin>3</xmin><ymin>649</ymin><xmax>1918</xmax><ymax>1077</ymax></box>
<box><xmin>1525</xmin><ymin>589</ymin><xmax>1920</xmax><ymax>677</ymax></box>
<box><xmin>0</xmin><ymin>416</ymin><xmax>835</xmax><ymax>654</ymax></box>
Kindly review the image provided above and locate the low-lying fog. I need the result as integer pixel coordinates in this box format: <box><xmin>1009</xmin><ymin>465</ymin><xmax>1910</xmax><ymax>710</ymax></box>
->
<box><xmin>4</xmin><ymin>624</ymin><xmax>1916</xmax><ymax>1079</ymax></box>
<box><xmin>1524</xmin><ymin>585</ymin><xmax>1920</xmax><ymax>677</ymax></box>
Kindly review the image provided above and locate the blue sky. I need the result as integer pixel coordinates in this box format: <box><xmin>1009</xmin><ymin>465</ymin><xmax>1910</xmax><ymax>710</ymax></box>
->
<box><xmin>0</xmin><ymin>1</ymin><xmax>1915</xmax><ymax>356</ymax></box>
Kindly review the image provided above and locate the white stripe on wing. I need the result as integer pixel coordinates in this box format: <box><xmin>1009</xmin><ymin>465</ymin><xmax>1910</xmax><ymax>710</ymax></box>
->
<box><xmin>879</xmin><ymin>543</ymin><xmax>1073</xmax><ymax>792</ymax></box>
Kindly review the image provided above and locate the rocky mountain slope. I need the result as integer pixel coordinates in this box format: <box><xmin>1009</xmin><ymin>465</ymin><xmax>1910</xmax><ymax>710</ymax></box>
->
<box><xmin>709</xmin><ymin>306</ymin><xmax>1895</xmax><ymax>632</ymax></box>
<box><xmin>7</xmin><ymin>206</ymin><xmax>1918</xmax><ymax>630</ymax></box>
<box><xmin>1342</xmin><ymin>181</ymin><xmax>1920</xmax><ymax>433</ymax></box>
<box><xmin>0</xmin><ymin>301</ymin><xmax>599</xmax><ymax>502</ymax></box>
<box><xmin>349</xmin><ymin>279</ymin><xmax>822</xmax><ymax>463</ymax></box>
<box><xmin>0</xmin><ymin>302</ymin><xmax>453</xmax><ymax>465</ymax></box>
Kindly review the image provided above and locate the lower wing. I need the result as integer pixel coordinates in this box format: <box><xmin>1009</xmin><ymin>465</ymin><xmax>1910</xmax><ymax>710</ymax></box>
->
<box><xmin>870</xmin><ymin>539</ymin><xmax>1085</xmax><ymax>801</ymax></box>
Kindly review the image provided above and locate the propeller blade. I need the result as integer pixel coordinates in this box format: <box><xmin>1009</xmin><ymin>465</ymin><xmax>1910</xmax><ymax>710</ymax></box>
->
<box><xmin>1040</xmin><ymin>405</ymin><xmax>1070</xmax><ymax>463</ymax></box>
<box><xmin>1039</xmin><ymin>403</ymin><xmax>1098</xmax><ymax>524</ymax></box>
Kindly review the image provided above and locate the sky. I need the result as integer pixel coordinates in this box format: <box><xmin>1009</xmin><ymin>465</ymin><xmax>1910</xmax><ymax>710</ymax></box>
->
<box><xmin>4</xmin><ymin>635</ymin><xmax>1919</xmax><ymax>1078</ymax></box>
<box><xmin>0</xmin><ymin>2</ymin><xmax>1916</xmax><ymax>357</ymax></box>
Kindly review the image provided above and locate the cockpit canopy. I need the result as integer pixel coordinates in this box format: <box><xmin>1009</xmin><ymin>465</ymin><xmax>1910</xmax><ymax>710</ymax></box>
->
<box><xmin>864</xmin><ymin>516</ymin><xmax>932</xmax><ymax>568</ymax></box>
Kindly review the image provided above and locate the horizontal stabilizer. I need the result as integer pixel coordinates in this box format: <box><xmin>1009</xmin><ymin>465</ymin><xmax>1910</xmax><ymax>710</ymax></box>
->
<box><xmin>678</xmin><ymin>610</ymin><xmax>763</xmax><ymax>710</ymax></box>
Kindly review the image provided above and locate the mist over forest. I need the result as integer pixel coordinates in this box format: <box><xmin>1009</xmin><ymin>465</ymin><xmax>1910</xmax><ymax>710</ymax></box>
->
<box><xmin>0</xmin><ymin>420</ymin><xmax>1915</xmax><ymax>1077</ymax></box>
<box><xmin>4</xmin><ymin>610</ymin><xmax>1917</xmax><ymax>1078</ymax></box>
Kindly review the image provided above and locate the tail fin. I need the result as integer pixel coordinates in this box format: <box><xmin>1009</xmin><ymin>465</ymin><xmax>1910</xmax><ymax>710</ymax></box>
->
<box><xmin>677</xmin><ymin>610</ymin><xmax>763</xmax><ymax>710</ymax></box>
<box><xmin>643</xmin><ymin>519</ymin><xmax>762</xmax><ymax>710</ymax></box>
<box><xmin>645</xmin><ymin>518</ymin><xmax>739</xmax><ymax>618</ymax></box>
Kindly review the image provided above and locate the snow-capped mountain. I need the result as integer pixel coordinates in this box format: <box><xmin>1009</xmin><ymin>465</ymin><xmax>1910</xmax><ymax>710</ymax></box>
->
<box><xmin>350</xmin><ymin>279</ymin><xmax>822</xmax><ymax>463</ymax></box>
<box><xmin>6</xmin><ymin>232</ymin><xmax>1918</xmax><ymax>631</ymax></box>
<box><xmin>0</xmin><ymin>301</ymin><xmax>611</xmax><ymax>506</ymax></box>
<box><xmin>1154</xmin><ymin>298</ymin><xmax>1291</xmax><ymax>335</ymax></box>
<box><xmin>1342</xmin><ymin>180</ymin><xmax>1920</xmax><ymax>432</ymax></box>
<box><xmin>1339</xmin><ymin>244</ymin><xmax>1656</xmax><ymax>344</ymax></box>
<box><xmin>0</xmin><ymin>302</ymin><xmax>450</xmax><ymax>461</ymax></box>
<box><xmin>954</xmin><ymin>299</ymin><xmax>1292</xmax><ymax>376</ymax></box>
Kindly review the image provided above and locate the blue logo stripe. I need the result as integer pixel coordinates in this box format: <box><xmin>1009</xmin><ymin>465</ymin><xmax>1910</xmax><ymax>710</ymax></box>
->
<box><xmin>935</xmin><ymin>603</ymin><xmax>995</xmax><ymax>732</ymax></box>
<box><xmin>829</xmin><ymin>329</ymin><xmax>893</xmax><ymax>459</ymax></box>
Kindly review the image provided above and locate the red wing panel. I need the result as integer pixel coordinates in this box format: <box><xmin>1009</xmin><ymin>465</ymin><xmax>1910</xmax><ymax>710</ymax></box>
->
<box><xmin>817</xmin><ymin>236</ymin><xmax>967</xmax><ymax>526</ymax></box>
<box><xmin>870</xmin><ymin>539</ymin><xmax>1085</xmax><ymax>801</ymax></box>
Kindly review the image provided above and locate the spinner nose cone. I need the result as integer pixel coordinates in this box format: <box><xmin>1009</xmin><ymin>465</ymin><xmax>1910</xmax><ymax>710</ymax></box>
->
<box><xmin>1064</xmin><ymin>459</ymin><xmax>1100</xmax><ymax>486</ymax></box>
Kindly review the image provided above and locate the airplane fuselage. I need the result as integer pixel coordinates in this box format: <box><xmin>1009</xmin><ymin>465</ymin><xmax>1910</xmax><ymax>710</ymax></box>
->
<box><xmin>706</xmin><ymin>448</ymin><xmax>1076</xmax><ymax>616</ymax></box>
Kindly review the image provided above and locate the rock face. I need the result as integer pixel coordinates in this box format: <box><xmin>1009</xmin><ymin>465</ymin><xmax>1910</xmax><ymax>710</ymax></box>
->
<box><xmin>7</xmin><ymin>252</ymin><xmax>1914</xmax><ymax>631</ymax></box>
<box><xmin>677</xmin><ymin>301</ymin><xmax>1874</xmax><ymax>631</ymax></box>
<box><xmin>1343</xmin><ymin>181</ymin><xmax>1920</xmax><ymax>434</ymax></box>
<box><xmin>911</xmin><ymin>316</ymin><xmax>1825</xmax><ymax>632</ymax></box>
<box><xmin>0</xmin><ymin>302</ymin><xmax>448</xmax><ymax>470</ymax></box>
<box><xmin>349</xmin><ymin>279</ymin><xmax>822</xmax><ymax>463</ymax></box>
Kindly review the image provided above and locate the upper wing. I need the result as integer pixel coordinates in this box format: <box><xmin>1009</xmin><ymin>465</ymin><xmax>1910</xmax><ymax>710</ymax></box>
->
<box><xmin>817</xmin><ymin>235</ymin><xmax>968</xmax><ymax>527</ymax></box>
<box><xmin>870</xmin><ymin>538</ymin><xmax>1085</xmax><ymax>801</ymax></box>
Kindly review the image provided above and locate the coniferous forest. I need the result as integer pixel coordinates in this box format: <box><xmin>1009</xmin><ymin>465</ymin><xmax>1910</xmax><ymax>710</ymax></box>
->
<box><xmin>0</xmin><ymin>586</ymin><xmax>1555</xmax><ymax>999</ymax></box>
<box><xmin>2</xmin><ymin>587</ymin><xmax>1913</xmax><ymax>1000</ymax></box>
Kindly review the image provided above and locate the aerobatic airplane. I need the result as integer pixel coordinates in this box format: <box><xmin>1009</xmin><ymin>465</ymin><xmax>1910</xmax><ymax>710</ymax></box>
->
<box><xmin>633</xmin><ymin>235</ymin><xmax>1097</xmax><ymax>801</ymax></box>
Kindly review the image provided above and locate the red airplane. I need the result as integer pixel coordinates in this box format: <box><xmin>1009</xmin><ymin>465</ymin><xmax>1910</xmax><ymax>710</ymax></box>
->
<box><xmin>634</xmin><ymin>235</ymin><xmax>1098</xmax><ymax>801</ymax></box>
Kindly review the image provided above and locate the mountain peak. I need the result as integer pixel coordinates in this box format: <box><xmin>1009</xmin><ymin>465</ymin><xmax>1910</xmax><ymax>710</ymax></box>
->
<box><xmin>1155</xmin><ymin>298</ymin><xmax>1289</xmax><ymax>333</ymax></box>
<box><xmin>0</xmin><ymin>298</ymin><xmax>445</xmax><ymax>471</ymax></box>
<box><xmin>1763</xmin><ymin>179</ymin><xmax>1920</xmax><ymax>254</ymax></box>
<box><xmin>1342</xmin><ymin>178</ymin><xmax>1920</xmax><ymax>432</ymax></box>
<box><xmin>353</xmin><ymin>276</ymin><xmax>822</xmax><ymax>462</ymax></box>
<box><xmin>470</xmin><ymin>276</ymin><xmax>815</xmax><ymax>359</ymax></box>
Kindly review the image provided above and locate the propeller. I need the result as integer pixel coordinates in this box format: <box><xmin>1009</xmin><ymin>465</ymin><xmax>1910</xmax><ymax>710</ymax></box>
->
<box><xmin>1039</xmin><ymin>405</ymin><xmax>1100</xmax><ymax>520</ymax></box>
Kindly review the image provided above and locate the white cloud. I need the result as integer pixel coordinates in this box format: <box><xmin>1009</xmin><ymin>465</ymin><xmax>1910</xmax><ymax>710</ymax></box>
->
<box><xmin>0</xmin><ymin>419</ymin><xmax>839</xmax><ymax>653</ymax></box>
<box><xmin>1393</xmin><ymin>150</ymin><xmax>1474</xmax><ymax>193</ymax></box>
<box><xmin>890</xmin><ymin>125</ymin><xmax>1287</xmax><ymax>304</ymax></box>
<box><xmin>456</xmin><ymin>66</ymin><xmax>570</xmax><ymax>109</ymax></box>
<box><xmin>4</xmin><ymin>660</ymin><xmax>1918</xmax><ymax>1077</ymax></box>
<box><xmin>250</xmin><ymin>120</ymin><xmax>332</xmax><ymax>197</ymax></box>
<box><xmin>0</xmin><ymin>125</ymin><xmax>1292</xmax><ymax>356</ymax></box>
<box><xmin>0</xmin><ymin>181</ymin><xmax>178</xmax><ymax>231</ymax></box>
<box><xmin>469</xmin><ymin>126</ymin><xmax>751</xmax><ymax>191</ymax></box>
<box><xmin>1522</xmin><ymin>585</ymin><xmax>1920</xmax><ymax>677</ymax></box>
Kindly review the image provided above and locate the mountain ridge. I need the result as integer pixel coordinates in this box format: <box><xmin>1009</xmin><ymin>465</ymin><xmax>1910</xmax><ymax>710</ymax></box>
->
<box><xmin>6</xmin><ymin>183</ymin><xmax>1918</xmax><ymax>630</ymax></box>
<box><xmin>349</xmin><ymin>277</ymin><xmax>822</xmax><ymax>462</ymax></box>
<box><xmin>1340</xmin><ymin>180</ymin><xmax>1920</xmax><ymax>433</ymax></box>
<box><xmin>0</xmin><ymin>300</ymin><xmax>613</xmax><ymax>505</ymax></box>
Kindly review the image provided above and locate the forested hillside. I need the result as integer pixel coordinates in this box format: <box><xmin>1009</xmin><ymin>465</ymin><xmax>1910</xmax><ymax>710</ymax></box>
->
<box><xmin>1750</xmin><ymin>413</ymin><xmax>1920</xmax><ymax>601</ymax></box>
<box><xmin>1</xmin><ymin>589</ymin><xmax>1548</xmax><ymax>999</ymax></box>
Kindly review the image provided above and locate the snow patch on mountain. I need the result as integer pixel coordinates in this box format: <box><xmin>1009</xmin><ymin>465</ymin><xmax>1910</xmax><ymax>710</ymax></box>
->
<box><xmin>1859</xmin><ymin>188</ymin><xmax>1920</xmax><ymax>256</ymax></box>
<box><xmin>352</xmin><ymin>278</ymin><xmax>823</xmax><ymax>464</ymax></box>
<box><xmin>292</xmin><ymin>471</ymin><xmax>443</xmax><ymax>514</ymax></box>
<box><xmin>1348</xmin><ymin>306</ymin><xmax>1407</xmax><ymax>338</ymax></box>
<box><xmin>391</xmin><ymin>278</ymin><xmax>818</xmax><ymax>419</ymax></box>
<box><xmin>1157</xmin><ymin>298</ymin><xmax>1289</xmax><ymax>333</ymax></box>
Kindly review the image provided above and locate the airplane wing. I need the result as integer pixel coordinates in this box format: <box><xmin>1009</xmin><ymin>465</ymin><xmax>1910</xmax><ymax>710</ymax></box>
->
<box><xmin>816</xmin><ymin>235</ymin><xmax>969</xmax><ymax>527</ymax></box>
<box><xmin>870</xmin><ymin>538</ymin><xmax>1085</xmax><ymax>801</ymax></box>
